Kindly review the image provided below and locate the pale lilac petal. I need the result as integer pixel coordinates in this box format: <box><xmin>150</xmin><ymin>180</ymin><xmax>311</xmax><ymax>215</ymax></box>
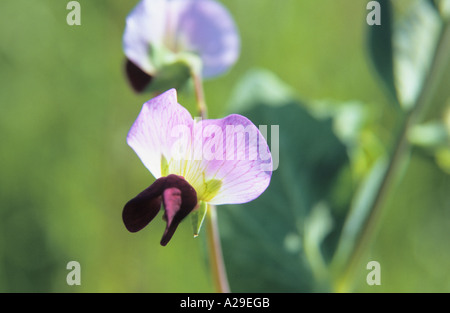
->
<box><xmin>193</xmin><ymin>114</ymin><xmax>272</xmax><ymax>205</ymax></box>
<box><xmin>123</xmin><ymin>0</ymin><xmax>166</xmax><ymax>75</ymax></box>
<box><xmin>123</xmin><ymin>0</ymin><xmax>239</xmax><ymax>78</ymax></box>
<box><xmin>126</xmin><ymin>89</ymin><xmax>194</xmax><ymax>179</ymax></box>
<box><xmin>169</xmin><ymin>0</ymin><xmax>240</xmax><ymax>78</ymax></box>
<box><xmin>127</xmin><ymin>90</ymin><xmax>271</xmax><ymax>205</ymax></box>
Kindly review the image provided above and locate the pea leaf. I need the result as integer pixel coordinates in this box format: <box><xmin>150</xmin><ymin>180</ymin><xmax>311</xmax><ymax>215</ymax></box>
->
<box><xmin>367</xmin><ymin>0</ymin><xmax>442</xmax><ymax>109</ymax></box>
<box><xmin>217</xmin><ymin>70</ymin><xmax>353</xmax><ymax>292</ymax></box>
<box><xmin>367</xmin><ymin>0</ymin><xmax>396</xmax><ymax>104</ymax></box>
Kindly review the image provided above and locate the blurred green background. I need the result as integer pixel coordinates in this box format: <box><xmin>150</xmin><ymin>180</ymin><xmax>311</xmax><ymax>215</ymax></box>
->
<box><xmin>0</xmin><ymin>0</ymin><xmax>449</xmax><ymax>292</ymax></box>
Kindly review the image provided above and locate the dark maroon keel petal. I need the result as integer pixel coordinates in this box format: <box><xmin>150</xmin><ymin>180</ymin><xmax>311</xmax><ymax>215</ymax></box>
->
<box><xmin>122</xmin><ymin>177</ymin><xmax>167</xmax><ymax>232</ymax></box>
<box><xmin>125</xmin><ymin>59</ymin><xmax>153</xmax><ymax>93</ymax></box>
<box><xmin>122</xmin><ymin>196</ymin><xmax>162</xmax><ymax>232</ymax></box>
<box><xmin>160</xmin><ymin>187</ymin><xmax>184</xmax><ymax>246</ymax></box>
<box><xmin>160</xmin><ymin>175</ymin><xmax>198</xmax><ymax>246</ymax></box>
<box><xmin>123</xmin><ymin>174</ymin><xmax>198</xmax><ymax>246</ymax></box>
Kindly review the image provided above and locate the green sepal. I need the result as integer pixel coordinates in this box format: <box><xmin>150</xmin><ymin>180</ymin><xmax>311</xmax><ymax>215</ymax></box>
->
<box><xmin>146</xmin><ymin>60</ymin><xmax>192</xmax><ymax>94</ymax></box>
<box><xmin>145</xmin><ymin>45</ymin><xmax>202</xmax><ymax>94</ymax></box>
<box><xmin>191</xmin><ymin>201</ymin><xmax>208</xmax><ymax>237</ymax></box>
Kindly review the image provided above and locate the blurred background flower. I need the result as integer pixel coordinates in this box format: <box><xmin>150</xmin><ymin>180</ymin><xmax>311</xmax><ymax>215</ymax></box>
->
<box><xmin>123</xmin><ymin>0</ymin><xmax>240</xmax><ymax>92</ymax></box>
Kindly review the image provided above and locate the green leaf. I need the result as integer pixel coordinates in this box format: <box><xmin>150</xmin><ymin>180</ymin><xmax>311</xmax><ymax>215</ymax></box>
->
<box><xmin>438</xmin><ymin>0</ymin><xmax>450</xmax><ymax>18</ymax></box>
<box><xmin>367</xmin><ymin>0</ymin><xmax>442</xmax><ymax>109</ymax></box>
<box><xmin>429</xmin><ymin>0</ymin><xmax>450</xmax><ymax>19</ymax></box>
<box><xmin>428</xmin><ymin>0</ymin><xmax>440</xmax><ymax>13</ymax></box>
<box><xmin>330</xmin><ymin>156</ymin><xmax>389</xmax><ymax>274</ymax></box>
<box><xmin>217</xmin><ymin>70</ymin><xmax>353</xmax><ymax>292</ymax></box>
<box><xmin>306</xmin><ymin>99</ymin><xmax>387</xmax><ymax>182</ymax></box>
<box><xmin>367</xmin><ymin>0</ymin><xmax>397</xmax><ymax>104</ymax></box>
<box><xmin>408</xmin><ymin>121</ymin><xmax>449</xmax><ymax>149</ymax></box>
<box><xmin>435</xmin><ymin>147</ymin><xmax>450</xmax><ymax>174</ymax></box>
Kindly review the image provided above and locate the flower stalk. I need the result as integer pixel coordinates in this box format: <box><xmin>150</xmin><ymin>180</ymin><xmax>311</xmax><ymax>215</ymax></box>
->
<box><xmin>192</xmin><ymin>72</ymin><xmax>230</xmax><ymax>293</ymax></box>
<box><xmin>206</xmin><ymin>204</ymin><xmax>230</xmax><ymax>293</ymax></box>
<box><xmin>192</xmin><ymin>70</ymin><xmax>208</xmax><ymax>120</ymax></box>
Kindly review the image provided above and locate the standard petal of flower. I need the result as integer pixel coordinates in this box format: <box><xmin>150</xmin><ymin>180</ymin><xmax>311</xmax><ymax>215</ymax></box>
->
<box><xmin>123</xmin><ymin>0</ymin><xmax>166</xmax><ymax>75</ymax></box>
<box><xmin>168</xmin><ymin>0</ymin><xmax>240</xmax><ymax>78</ymax></box>
<box><xmin>126</xmin><ymin>89</ymin><xmax>194</xmax><ymax>179</ymax></box>
<box><xmin>192</xmin><ymin>114</ymin><xmax>272</xmax><ymax>205</ymax></box>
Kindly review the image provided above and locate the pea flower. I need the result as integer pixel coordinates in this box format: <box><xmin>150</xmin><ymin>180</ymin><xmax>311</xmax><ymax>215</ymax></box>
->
<box><xmin>123</xmin><ymin>89</ymin><xmax>272</xmax><ymax>245</ymax></box>
<box><xmin>123</xmin><ymin>0</ymin><xmax>240</xmax><ymax>92</ymax></box>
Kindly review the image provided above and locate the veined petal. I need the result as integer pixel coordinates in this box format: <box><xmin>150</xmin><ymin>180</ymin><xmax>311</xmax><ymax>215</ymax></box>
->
<box><xmin>127</xmin><ymin>90</ymin><xmax>272</xmax><ymax>206</ymax></box>
<box><xmin>192</xmin><ymin>114</ymin><xmax>272</xmax><ymax>204</ymax></box>
<box><xmin>126</xmin><ymin>89</ymin><xmax>194</xmax><ymax>179</ymax></box>
<box><xmin>123</xmin><ymin>0</ymin><xmax>239</xmax><ymax>81</ymax></box>
<box><xmin>123</xmin><ymin>0</ymin><xmax>167</xmax><ymax>75</ymax></box>
<box><xmin>167</xmin><ymin>0</ymin><xmax>240</xmax><ymax>78</ymax></box>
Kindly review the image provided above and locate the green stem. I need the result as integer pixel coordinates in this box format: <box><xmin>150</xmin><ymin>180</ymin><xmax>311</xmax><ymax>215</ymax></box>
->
<box><xmin>335</xmin><ymin>21</ymin><xmax>450</xmax><ymax>291</ymax></box>
<box><xmin>192</xmin><ymin>70</ymin><xmax>208</xmax><ymax>120</ymax></box>
<box><xmin>191</xmin><ymin>70</ymin><xmax>230</xmax><ymax>293</ymax></box>
<box><xmin>206</xmin><ymin>205</ymin><xmax>230</xmax><ymax>293</ymax></box>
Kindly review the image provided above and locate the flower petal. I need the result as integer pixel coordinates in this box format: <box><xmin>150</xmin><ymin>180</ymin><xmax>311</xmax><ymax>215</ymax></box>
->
<box><xmin>169</xmin><ymin>0</ymin><xmax>240</xmax><ymax>78</ymax></box>
<box><xmin>193</xmin><ymin>114</ymin><xmax>272</xmax><ymax>204</ymax></box>
<box><xmin>123</xmin><ymin>0</ymin><xmax>166</xmax><ymax>75</ymax></box>
<box><xmin>125</xmin><ymin>59</ymin><xmax>153</xmax><ymax>93</ymax></box>
<box><xmin>160</xmin><ymin>175</ymin><xmax>198</xmax><ymax>246</ymax></box>
<box><xmin>127</xmin><ymin>89</ymin><xmax>194</xmax><ymax>179</ymax></box>
<box><xmin>122</xmin><ymin>177</ymin><xmax>166</xmax><ymax>233</ymax></box>
<box><xmin>123</xmin><ymin>0</ymin><xmax>239</xmax><ymax>79</ymax></box>
<box><xmin>127</xmin><ymin>90</ymin><xmax>271</xmax><ymax>206</ymax></box>
<box><xmin>123</xmin><ymin>174</ymin><xmax>197</xmax><ymax>246</ymax></box>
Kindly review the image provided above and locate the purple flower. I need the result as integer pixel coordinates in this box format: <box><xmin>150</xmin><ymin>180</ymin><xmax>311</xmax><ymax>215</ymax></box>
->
<box><xmin>123</xmin><ymin>89</ymin><xmax>272</xmax><ymax>245</ymax></box>
<box><xmin>123</xmin><ymin>0</ymin><xmax>240</xmax><ymax>92</ymax></box>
